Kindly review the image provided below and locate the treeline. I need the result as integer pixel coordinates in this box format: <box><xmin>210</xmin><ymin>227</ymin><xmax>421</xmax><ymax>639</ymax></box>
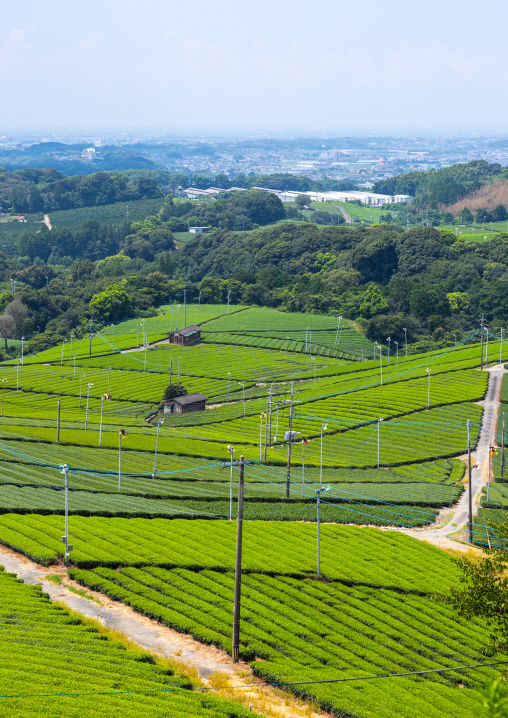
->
<box><xmin>373</xmin><ymin>160</ymin><xmax>508</xmax><ymax>208</ymax></box>
<box><xmin>8</xmin><ymin>172</ymin><xmax>161</xmax><ymax>213</ymax></box>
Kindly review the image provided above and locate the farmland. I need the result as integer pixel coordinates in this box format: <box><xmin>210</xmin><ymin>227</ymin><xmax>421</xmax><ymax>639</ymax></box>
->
<box><xmin>0</xmin><ymin>567</ymin><xmax>256</xmax><ymax>718</ymax></box>
<box><xmin>0</xmin><ymin>301</ymin><xmax>498</xmax><ymax>717</ymax></box>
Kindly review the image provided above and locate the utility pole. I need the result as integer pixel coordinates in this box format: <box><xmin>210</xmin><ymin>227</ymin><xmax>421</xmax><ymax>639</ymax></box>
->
<box><xmin>56</xmin><ymin>399</ymin><xmax>61</xmax><ymax>442</ymax></box>
<box><xmin>232</xmin><ymin>455</ymin><xmax>244</xmax><ymax>663</ymax></box>
<box><xmin>467</xmin><ymin>419</ymin><xmax>473</xmax><ymax>543</ymax></box>
<box><xmin>285</xmin><ymin>383</ymin><xmax>295</xmax><ymax>498</ymax></box>
<box><xmin>89</xmin><ymin>332</ymin><xmax>93</xmax><ymax>359</ymax></box>
<box><xmin>183</xmin><ymin>289</ymin><xmax>187</xmax><ymax>327</ymax></box>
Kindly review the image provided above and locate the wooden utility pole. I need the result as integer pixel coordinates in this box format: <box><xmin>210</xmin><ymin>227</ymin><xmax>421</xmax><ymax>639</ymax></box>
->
<box><xmin>232</xmin><ymin>455</ymin><xmax>244</xmax><ymax>663</ymax></box>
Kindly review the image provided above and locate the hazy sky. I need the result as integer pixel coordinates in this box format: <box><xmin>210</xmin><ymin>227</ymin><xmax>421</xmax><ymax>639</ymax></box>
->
<box><xmin>1</xmin><ymin>0</ymin><xmax>507</xmax><ymax>132</ymax></box>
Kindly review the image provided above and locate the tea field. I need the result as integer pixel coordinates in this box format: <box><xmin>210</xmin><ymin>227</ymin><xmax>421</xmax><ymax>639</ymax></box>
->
<box><xmin>0</xmin><ymin>303</ymin><xmax>498</xmax><ymax>717</ymax></box>
<box><xmin>0</xmin><ymin>566</ymin><xmax>257</xmax><ymax>718</ymax></box>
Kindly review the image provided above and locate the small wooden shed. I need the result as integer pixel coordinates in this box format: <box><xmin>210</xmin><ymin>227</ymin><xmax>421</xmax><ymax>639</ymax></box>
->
<box><xmin>163</xmin><ymin>393</ymin><xmax>207</xmax><ymax>414</ymax></box>
<box><xmin>168</xmin><ymin>325</ymin><xmax>202</xmax><ymax>346</ymax></box>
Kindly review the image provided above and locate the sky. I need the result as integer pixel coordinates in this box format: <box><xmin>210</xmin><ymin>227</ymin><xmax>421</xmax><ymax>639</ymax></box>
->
<box><xmin>1</xmin><ymin>0</ymin><xmax>507</xmax><ymax>132</ymax></box>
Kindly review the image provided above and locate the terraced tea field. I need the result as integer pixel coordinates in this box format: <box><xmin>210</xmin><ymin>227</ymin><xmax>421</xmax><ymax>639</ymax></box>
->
<box><xmin>0</xmin><ymin>304</ymin><xmax>496</xmax><ymax>718</ymax></box>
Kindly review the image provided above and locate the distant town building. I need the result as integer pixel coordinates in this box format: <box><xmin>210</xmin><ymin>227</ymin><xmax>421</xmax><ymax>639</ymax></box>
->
<box><xmin>189</xmin><ymin>227</ymin><xmax>211</xmax><ymax>234</ymax></box>
<box><xmin>168</xmin><ymin>325</ymin><xmax>202</xmax><ymax>346</ymax></box>
<box><xmin>81</xmin><ymin>148</ymin><xmax>96</xmax><ymax>160</ymax></box>
<box><xmin>163</xmin><ymin>393</ymin><xmax>207</xmax><ymax>414</ymax></box>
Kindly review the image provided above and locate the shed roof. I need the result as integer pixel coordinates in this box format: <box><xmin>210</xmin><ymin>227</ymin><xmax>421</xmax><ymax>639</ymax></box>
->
<box><xmin>173</xmin><ymin>393</ymin><xmax>208</xmax><ymax>406</ymax></box>
<box><xmin>172</xmin><ymin>325</ymin><xmax>201</xmax><ymax>337</ymax></box>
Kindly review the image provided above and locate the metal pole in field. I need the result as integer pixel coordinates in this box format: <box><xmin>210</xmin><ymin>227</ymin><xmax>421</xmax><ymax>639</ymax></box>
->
<box><xmin>169</xmin><ymin>359</ymin><xmax>173</xmax><ymax>385</ymax></box>
<box><xmin>501</xmin><ymin>412</ymin><xmax>506</xmax><ymax>480</ymax></box>
<box><xmin>85</xmin><ymin>383</ymin><xmax>93</xmax><ymax>429</ymax></box>
<box><xmin>227</xmin><ymin>372</ymin><xmax>230</xmax><ymax>401</ymax></box>
<box><xmin>275</xmin><ymin>404</ymin><xmax>279</xmax><ymax>441</ymax></box>
<box><xmin>74</xmin><ymin>353</ymin><xmax>77</xmax><ymax>380</ymax></box>
<box><xmin>183</xmin><ymin>289</ymin><xmax>187</xmax><ymax>327</ymax></box>
<box><xmin>479</xmin><ymin>314</ymin><xmax>485</xmax><ymax>369</ymax></box>
<box><xmin>387</xmin><ymin>337</ymin><xmax>391</xmax><ymax>365</ymax></box>
<box><xmin>56</xmin><ymin>399</ymin><xmax>61</xmax><ymax>442</ymax></box>
<box><xmin>21</xmin><ymin>336</ymin><xmax>24</xmax><ymax>366</ymax></box>
<box><xmin>285</xmin><ymin>382</ymin><xmax>294</xmax><ymax>499</ymax></box>
<box><xmin>453</xmin><ymin>333</ymin><xmax>457</xmax><ymax>347</ymax></box>
<box><xmin>63</xmin><ymin>463</ymin><xmax>70</xmax><ymax>566</ymax></box>
<box><xmin>259</xmin><ymin>414</ymin><xmax>264</xmax><ymax>461</ymax></box>
<box><xmin>239</xmin><ymin>383</ymin><xmax>245</xmax><ymax>418</ymax></box>
<box><xmin>426</xmin><ymin>368</ymin><xmax>431</xmax><ymax>408</ymax></box>
<box><xmin>228</xmin><ymin>445</ymin><xmax>235</xmax><ymax>521</ymax></box>
<box><xmin>118</xmin><ymin>431</ymin><xmax>124</xmax><ymax>492</ymax></box>
<box><xmin>467</xmin><ymin>419</ymin><xmax>473</xmax><ymax>543</ymax></box>
<box><xmin>320</xmin><ymin>424</ymin><xmax>327</xmax><ymax>484</ymax></box>
<box><xmin>501</xmin><ymin>328</ymin><xmax>504</xmax><ymax>364</ymax></box>
<box><xmin>486</xmin><ymin>327</ymin><xmax>489</xmax><ymax>364</ymax></box>
<box><xmin>265</xmin><ymin>386</ymin><xmax>274</xmax><ymax>458</ymax></box>
<box><xmin>89</xmin><ymin>333</ymin><xmax>92</xmax><ymax>359</ymax></box>
<box><xmin>316</xmin><ymin>487</ymin><xmax>328</xmax><ymax>577</ymax></box>
<box><xmin>60</xmin><ymin>339</ymin><xmax>66</xmax><ymax>366</ymax></box>
<box><xmin>403</xmin><ymin>328</ymin><xmax>408</xmax><ymax>357</ymax></box>
<box><xmin>1</xmin><ymin>378</ymin><xmax>6</xmax><ymax>418</ymax></box>
<box><xmin>198</xmin><ymin>290</ymin><xmax>201</xmax><ymax>306</ymax></box>
<box><xmin>16</xmin><ymin>359</ymin><xmax>20</xmax><ymax>390</ymax></box>
<box><xmin>111</xmin><ymin>324</ymin><xmax>115</xmax><ymax>349</ymax></box>
<box><xmin>144</xmin><ymin>342</ymin><xmax>147</xmax><ymax>372</ymax></box>
<box><xmin>302</xmin><ymin>439</ymin><xmax>306</xmax><ymax>497</ymax></box>
<box><xmin>178</xmin><ymin>356</ymin><xmax>181</xmax><ymax>383</ymax></box>
<box><xmin>108</xmin><ymin>367</ymin><xmax>111</xmax><ymax>396</ymax></box>
<box><xmin>379</xmin><ymin>347</ymin><xmax>383</xmax><ymax>385</ymax></box>
<box><xmin>395</xmin><ymin>341</ymin><xmax>398</xmax><ymax>370</ymax></box>
<box><xmin>232</xmin><ymin>455</ymin><xmax>244</xmax><ymax>663</ymax></box>
<box><xmin>99</xmin><ymin>396</ymin><xmax>104</xmax><ymax>446</ymax></box>
<box><xmin>152</xmin><ymin>419</ymin><xmax>163</xmax><ymax>478</ymax></box>
<box><xmin>175</xmin><ymin>305</ymin><xmax>180</xmax><ymax>331</ymax></box>
<box><xmin>70</xmin><ymin>332</ymin><xmax>73</xmax><ymax>358</ymax></box>
<box><xmin>227</xmin><ymin>289</ymin><xmax>231</xmax><ymax>315</ymax></box>
<box><xmin>79</xmin><ymin>374</ymin><xmax>85</xmax><ymax>408</ymax></box>
<box><xmin>377</xmin><ymin>418</ymin><xmax>382</xmax><ymax>468</ymax></box>
<box><xmin>335</xmin><ymin>316</ymin><xmax>342</xmax><ymax>345</ymax></box>
<box><xmin>137</xmin><ymin>323</ymin><xmax>141</xmax><ymax>348</ymax></box>
<box><xmin>312</xmin><ymin>356</ymin><xmax>316</xmax><ymax>388</ymax></box>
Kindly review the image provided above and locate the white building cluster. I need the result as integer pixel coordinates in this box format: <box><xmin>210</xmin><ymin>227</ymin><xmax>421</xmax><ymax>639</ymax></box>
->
<box><xmin>182</xmin><ymin>185</ymin><xmax>411</xmax><ymax>206</ymax></box>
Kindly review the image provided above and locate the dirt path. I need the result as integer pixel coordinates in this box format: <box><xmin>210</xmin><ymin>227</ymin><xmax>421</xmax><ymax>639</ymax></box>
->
<box><xmin>395</xmin><ymin>364</ymin><xmax>505</xmax><ymax>548</ymax></box>
<box><xmin>43</xmin><ymin>214</ymin><xmax>52</xmax><ymax>230</ymax></box>
<box><xmin>0</xmin><ymin>543</ymin><xmax>329</xmax><ymax>718</ymax></box>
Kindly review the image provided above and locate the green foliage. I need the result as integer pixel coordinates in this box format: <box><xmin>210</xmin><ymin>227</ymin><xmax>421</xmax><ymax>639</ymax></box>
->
<box><xmin>162</xmin><ymin>383</ymin><xmax>187</xmax><ymax>401</ymax></box>
<box><xmin>359</xmin><ymin>284</ymin><xmax>389</xmax><ymax>318</ymax></box>
<box><xmin>447</xmin><ymin>291</ymin><xmax>471</xmax><ymax>313</ymax></box>
<box><xmin>0</xmin><ymin>569</ymin><xmax>254</xmax><ymax>717</ymax></box>
<box><xmin>90</xmin><ymin>283</ymin><xmax>133</xmax><ymax>322</ymax></box>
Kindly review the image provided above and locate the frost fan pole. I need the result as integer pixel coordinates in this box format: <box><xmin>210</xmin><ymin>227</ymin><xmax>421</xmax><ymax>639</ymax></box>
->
<box><xmin>232</xmin><ymin>455</ymin><xmax>244</xmax><ymax>663</ymax></box>
<box><xmin>56</xmin><ymin>399</ymin><xmax>61</xmax><ymax>442</ymax></box>
<box><xmin>285</xmin><ymin>382</ymin><xmax>294</xmax><ymax>499</ymax></box>
<box><xmin>467</xmin><ymin>419</ymin><xmax>473</xmax><ymax>543</ymax></box>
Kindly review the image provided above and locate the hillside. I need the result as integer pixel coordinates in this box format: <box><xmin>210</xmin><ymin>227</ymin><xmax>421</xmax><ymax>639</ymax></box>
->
<box><xmin>373</xmin><ymin>159</ymin><xmax>507</xmax><ymax>208</ymax></box>
<box><xmin>441</xmin><ymin>177</ymin><xmax>508</xmax><ymax>217</ymax></box>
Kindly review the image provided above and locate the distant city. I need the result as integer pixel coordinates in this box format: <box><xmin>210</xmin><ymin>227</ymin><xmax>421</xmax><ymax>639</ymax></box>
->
<box><xmin>1</xmin><ymin>129</ymin><xmax>508</xmax><ymax>185</ymax></box>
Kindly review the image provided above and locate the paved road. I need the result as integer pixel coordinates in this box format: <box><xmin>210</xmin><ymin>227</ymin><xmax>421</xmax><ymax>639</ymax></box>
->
<box><xmin>396</xmin><ymin>364</ymin><xmax>506</xmax><ymax>547</ymax></box>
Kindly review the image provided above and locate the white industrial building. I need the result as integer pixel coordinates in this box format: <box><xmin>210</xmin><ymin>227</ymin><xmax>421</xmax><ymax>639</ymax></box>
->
<box><xmin>182</xmin><ymin>185</ymin><xmax>411</xmax><ymax>206</ymax></box>
<box><xmin>273</xmin><ymin>189</ymin><xmax>411</xmax><ymax>206</ymax></box>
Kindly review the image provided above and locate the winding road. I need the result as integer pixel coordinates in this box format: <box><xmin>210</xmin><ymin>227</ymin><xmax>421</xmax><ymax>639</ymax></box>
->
<box><xmin>397</xmin><ymin>364</ymin><xmax>506</xmax><ymax>548</ymax></box>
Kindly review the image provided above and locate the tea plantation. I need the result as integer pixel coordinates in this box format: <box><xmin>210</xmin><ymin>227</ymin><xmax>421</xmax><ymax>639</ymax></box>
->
<box><xmin>0</xmin><ymin>303</ymin><xmax>500</xmax><ymax>717</ymax></box>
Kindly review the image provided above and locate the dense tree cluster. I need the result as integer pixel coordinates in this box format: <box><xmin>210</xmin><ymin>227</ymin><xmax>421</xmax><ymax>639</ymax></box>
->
<box><xmin>374</xmin><ymin>160</ymin><xmax>507</xmax><ymax>208</ymax></box>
